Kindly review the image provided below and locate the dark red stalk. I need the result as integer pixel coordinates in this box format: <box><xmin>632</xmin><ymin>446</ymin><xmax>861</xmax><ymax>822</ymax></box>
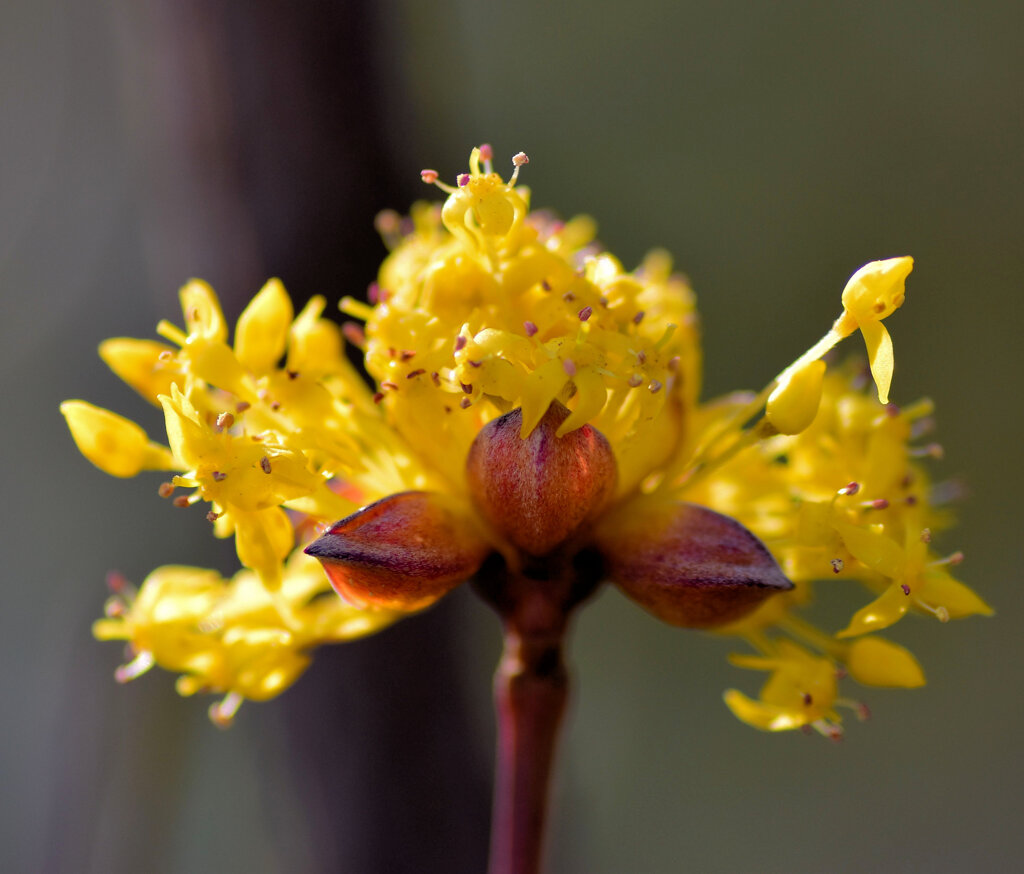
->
<box><xmin>477</xmin><ymin>555</ymin><xmax>600</xmax><ymax>874</ymax></box>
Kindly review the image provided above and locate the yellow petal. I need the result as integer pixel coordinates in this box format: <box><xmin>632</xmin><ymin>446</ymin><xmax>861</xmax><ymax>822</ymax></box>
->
<box><xmin>180</xmin><ymin>279</ymin><xmax>227</xmax><ymax>343</ymax></box>
<box><xmin>846</xmin><ymin>636</ymin><xmax>925</xmax><ymax>687</ymax></box>
<box><xmin>921</xmin><ymin>571</ymin><xmax>994</xmax><ymax>619</ymax></box>
<box><xmin>860</xmin><ymin>320</ymin><xmax>894</xmax><ymax>404</ymax></box>
<box><xmin>235</xmin><ymin>278</ymin><xmax>294</xmax><ymax>373</ymax></box>
<box><xmin>234</xmin><ymin>507</ymin><xmax>294</xmax><ymax>590</ymax></box>
<box><xmin>557</xmin><ymin>367</ymin><xmax>608</xmax><ymax>436</ymax></box>
<box><xmin>837</xmin><ymin>584</ymin><xmax>909</xmax><ymax>637</ymax></box>
<box><xmin>833</xmin><ymin>520</ymin><xmax>906</xmax><ymax>578</ymax></box>
<box><xmin>99</xmin><ymin>338</ymin><xmax>181</xmax><ymax>405</ymax></box>
<box><xmin>61</xmin><ymin>400</ymin><xmax>175</xmax><ymax>477</ymax></box>
<box><xmin>723</xmin><ymin>689</ymin><xmax>808</xmax><ymax>731</ymax></box>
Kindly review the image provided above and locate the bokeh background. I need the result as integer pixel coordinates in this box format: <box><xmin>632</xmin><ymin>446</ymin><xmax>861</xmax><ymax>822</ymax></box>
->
<box><xmin>3</xmin><ymin>1</ymin><xmax>1022</xmax><ymax>872</ymax></box>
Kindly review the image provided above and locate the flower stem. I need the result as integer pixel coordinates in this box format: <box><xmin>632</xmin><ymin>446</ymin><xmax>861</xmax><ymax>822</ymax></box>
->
<box><xmin>475</xmin><ymin>553</ymin><xmax>600</xmax><ymax>874</ymax></box>
<box><xmin>489</xmin><ymin>619</ymin><xmax>568</xmax><ymax>874</ymax></box>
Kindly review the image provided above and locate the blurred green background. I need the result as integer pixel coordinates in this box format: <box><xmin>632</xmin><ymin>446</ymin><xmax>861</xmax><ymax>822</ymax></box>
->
<box><xmin>3</xmin><ymin>1</ymin><xmax>1022</xmax><ymax>872</ymax></box>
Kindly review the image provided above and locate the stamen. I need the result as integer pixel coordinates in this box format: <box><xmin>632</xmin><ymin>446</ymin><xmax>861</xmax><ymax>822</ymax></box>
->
<box><xmin>633</xmin><ymin>311</ymin><xmax>645</xmax><ymax>325</ymax></box>
<box><xmin>920</xmin><ymin>528</ymin><xmax>932</xmax><ymax>543</ymax></box>
<box><xmin>509</xmin><ymin>151</ymin><xmax>529</xmax><ymax>185</ymax></box>
<box><xmin>454</xmin><ymin>335</ymin><xmax>468</xmax><ymax>352</ymax></box>
<box><xmin>373</xmin><ymin>392</ymin><xmax>385</xmax><ymax>404</ymax></box>
<box><xmin>212</xmin><ymin>471</ymin><xmax>227</xmax><ymax>482</ymax></box>
<box><xmin>342</xmin><ymin>322</ymin><xmax>366</xmax><ymax>347</ymax></box>
<box><xmin>524</xmin><ymin>321</ymin><xmax>539</xmax><ymax>337</ymax></box>
<box><xmin>172</xmin><ymin>496</ymin><xmax>191</xmax><ymax>508</ymax></box>
<box><xmin>209</xmin><ymin>692</ymin><xmax>243</xmax><ymax>729</ymax></box>
<box><xmin>236</xmin><ymin>401</ymin><xmax>251</xmax><ymax>413</ymax></box>
<box><xmin>104</xmin><ymin>596</ymin><xmax>127</xmax><ymax>618</ymax></box>
<box><xmin>430</xmin><ymin>372</ymin><xmax>441</xmax><ymax>386</ymax></box>
<box><xmin>461</xmin><ymin>383</ymin><xmax>473</xmax><ymax>394</ymax></box>
<box><xmin>215</xmin><ymin>412</ymin><xmax>234</xmax><ymax>432</ymax></box>
<box><xmin>916</xmin><ymin>600</ymin><xmax>950</xmax><ymax>622</ymax></box>
<box><xmin>460</xmin><ymin>397</ymin><xmax>472</xmax><ymax>409</ymax></box>
<box><xmin>578</xmin><ymin>306</ymin><xmax>593</xmax><ymax>321</ymax></box>
<box><xmin>158</xmin><ymin>350</ymin><xmax>174</xmax><ymax>362</ymax></box>
<box><xmin>838</xmin><ymin>481</ymin><xmax>860</xmax><ymax>496</ymax></box>
<box><xmin>628</xmin><ymin>374</ymin><xmax>643</xmax><ymax>388</ymax></box>
<box><xmin>400</xmin><ymin>350</ymin><xmax>417</xmax><ymax>361</ymax></box>
<box><xmin>648</xmin><ymin>380</ymin><xmax>663</xmax><ymax>393</ymax></box>
<box><xmin>115</xmin><ymin>650</ymin><xmax>155</xmax><ymax>684</ymax></box>
<box><xmin>206</xmin><ymin>511</ymin><xmax>221</xmax><ymax>522</ymax></box>
<box><xmin>158</xmin><ymin>482</ymin><xmax>175</xmax><ymax>498</ymax></box>
<box><xmin>831</xmin><ymin>558</ymin><xmax>844</xmax><ymax>574</ymax></box>
<box><xmin>910</xmin><ymin>443</ymin><xmax>944</xmax><ymax>459</ymax></box>
<box><xmin>406</xmin><ymin>369</ymin><xmax>426</xmax><ymax>379</ymax></box>
<box><xmin>563</xmin><ymin>359</ymin><xmax>577</xmax><ymax>377</ymax></box>
<box><xmin>901</xmin><ymin>584</ymin><xmax>911</xmax><ymax>595</ymax></box>
<box><xmin>931</xmin><ymin>551</ymin><xmax>965</xmax><ymax>567</ymax></box>
<box><xmin>106</xmin><ymin>571</ymin><xmax>128</xmax><ymax>593</ymax></box>
<box><xmin>563</xmin><ymin>291</ymin><xmax>576</xmax><ymax>302</ymax></box>
<box><xmin>260</xmin><ymin>456</ymin><xmax>272</xmax><ymax>474</ymax></box>
<box><xmin>457</xmin><ymin>173</ymin><xmax>470</xmax><ymax>187</ymax></box>
<box><xmin>862</xmin><ymin>498</ymin><xmax>889</xmax><ymax>510</ymax></box>
<box><xmin>420</xmin><ymin>169</ymin><xmax>439</xmax><ymax>184</ymax></box>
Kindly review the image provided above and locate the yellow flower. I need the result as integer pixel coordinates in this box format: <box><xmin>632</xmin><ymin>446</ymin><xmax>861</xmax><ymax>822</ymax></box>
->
<box><xmin>64</xmin><ymin>147</ymin><xmax>987</xmax><ymax>730</ymax></box>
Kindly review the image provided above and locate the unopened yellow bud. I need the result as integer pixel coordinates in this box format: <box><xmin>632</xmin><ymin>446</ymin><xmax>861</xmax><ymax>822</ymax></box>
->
<box><xmin>234</xmin><ymin>278</ymin><xmax>293</xmax><ymax>373</ymax></box>
<box><xmin>845</xmin><ymin>636</ymin><xmax>925</xmax><ymax>688</ymax></box>
<box><xmin>840</xmin><ymin>257</ymin><xmax>913</xmax><ymax>325</ymax></box>
<box><xmin>61</xmin><ymin>400</ymin><xmax>175</xmax><ymax>477</ymax></box>
<box><xmin>766</xmin><ymin>360</ymin><xmax>826</xmax><ymax>435</ymax></box>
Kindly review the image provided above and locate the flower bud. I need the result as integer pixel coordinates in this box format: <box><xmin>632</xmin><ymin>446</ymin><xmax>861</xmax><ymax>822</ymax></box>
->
<box><xmin>595</xmin><ymin>499</ymin><xmax>793</xmax><ymax>628</ymax></box>
<box><xmin>466</xmin><ymin>401</ymin><xmax>617</xmax><ymax>557</ymax></box>
<box><xmin>766</xmin><ymin>359</ymin><xmax>826</xmax><ymax>435</ymax></box>
<box><xmin>305</xmin><ymin>491</ymin><xmax>491</xmax><ymax>611</ymax></box>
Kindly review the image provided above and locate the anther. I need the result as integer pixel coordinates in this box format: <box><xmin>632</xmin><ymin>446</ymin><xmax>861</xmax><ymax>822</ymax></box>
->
<box><xmin>648</xmin><ymin>380</ymin><xmax>663</xmax><ymax>393</ymax></box>
<box><xmin>215</xmin><ymin>412</ymin><xmax>234</xmax><ymax>432</ymax></box>
<box><xmin>454</xmin><ymin>335</ymin><xmax>468</xmax><ymax>352</ymax></box>
<box><xmin>578</xmin><ymin>306</ymin><xmax>593</xmax><ymax>321</ymax></box>
<box><xmin>236</xmin><ymin>401</ymin><xmax>251</xmax><ymax>413</ymax></box>
<box><xmin>457</xmin><ymin>173</ymin><xmax>470</xmax><ymax>187</ymax></box>
<box><xmin>802</xmin><ymin>692</ymin><xmax>813</xmax><ymax>706</ymax></box>
<box><xmin>864</xmin><ymin>498</ymin><xmax>890</xmax><ymax>510</ymax></box>
<box><xmin>381</xmin><ymin>381</ymin><xmax>398</xmax><ymax>391</ymax></box>
<box><xmin>212</xmin><ymin>471</ymin><xmax>227</xmax><ymax>482</ymax></box>
<box><xmin>400</xmin><ymin>350</ymin><xmax>416</xmax><ymax>361</ymax></box>
<box><xmin>901</xmin><ymin>583</ymin><xmax>911</xmax><ymax>595</ymax></box>
<box><xmin>512</xmin><ymin>151</ymin><xmax>529</xmax><ymax>167</ymax></box>
<box><xmin>524</xmin><ymin>321</ymin><xmax>539</xmax><ymax>337</ymax></box>
<box><xmin>628</xmin><ymin>374</ymin><xmax>643</xmax><ymax>388</ymax></box>
<box><xmin>373</xmin><ymin>392</ymin><xmax>385</xmax><ymax>404</ymax></box>
<box><xmin>420</xmin><ymin>169</ymin><xmax>439</xmax><ymax>184</ymax></box>
<box><xmin>104</xmin><ymin>596</ymin><xmax>126</xmax><ymax>618</ymax></box>
<box><xmin>460</xmin><ymin>397</ymin><xmax>472</xmax><ymax>409</ymax></box>
<box><xmin>209</xmin><ymin>692</ymin><xmax>243</xmax><ymax>730</ymax></box>
<box><xmin>932</xmin><ymin>551</ymin><xmax>965</xmax><ymax>567</ymax></box>
<box><xmin>599</xmin><ymin>296</ymin><xmax>609</xmax><ymax>308</ymax></box>
<box><xmin>563</xmin><ymin>359</ymin><xmax>577</xmax><ymax>377</ymax></box>
<box><xmin>206</xmin><ymin>511</ymin><xmax>221</xmax><ymax>522</ymax></box>
<box><xmin>633</xmin><ymin>311</ymin><xmax>645</xmax><ymax>325</ymax></box>
<box><xmin>920</xmin><ymin>528</ymin><xmax>932</xmax><ymax>543</ymax></box>
<box><xmin>542</xmin><ymin>279</ymin><xmax>552</xmax><ymax>291</ymax></box>
<box><xmin>479</xmin><ymin>143</ymin><xmax>493</xmax><ymax>161</ymax></box>
<box><xmin>106</xmin><ymin>571</ymin><xmax>128</xmax><ymax>593</ymax></box>
<box><xmin>407</xmin><ymin>369</ymin><xmax>426</xmax><ymax>379</ymax></box>
<box><xmin>637</xmin><ymin>351</ymin><xmax>647</xmax><ymax>365</ymax></box>
<box><xmin>172</xmin><ymin>496</ymin><xmax>191</xmax><ymax>508</ymax></box>
<box><xmin>563</xmin><ymin>291</ymin><xmax>576</xmax><ymax>302</ymax></box>
<box><xmin>461</xmin><ymin>382</ymin><xmax>473</xmax><ymax>394</ymax></box>
<box><xmin>260</xmin><ymin>456</ymin><xmax>272</xmax><ymax>474</ymax></box>
<box><xmin>467</xmin><ymin>359</ymin><xmax>482</xmax><ymax>368</ymax></box>
<box><xmin>158</xmin><ymin>350</ymin><xmax>174</xmax><ymax>362</ymax></box>
<box><xmin>430</xmin><ymin>371</ymin><xmax>441</xmax><ymax>386</ymax></box>
<box><xmin>668</xmin><ymin>356</ymin><xmax>680</xmax><ymax>372</ymax></box>
<box><xmin>158</xmin><ymin>482</ymin><xmax>175</xmax><ymax>498</ymax></box>
<box><xmin>904</xmin><ymin>495</ymin><xmax>918</xmax><ymax>505</ymax></box>
<box><xmin>831</xmin><ymin>558</ymin><xmax>844</xmax><ymax>574</ymax></box>
<box><xmin>367</xmin><ymin>282</ymin><xmax>380</xmax><ymax>304</ymax></box>
<box><xmin>838</xmin><ymin>482</ymin><xmax>860</xmax><ymax>496</ymax></box>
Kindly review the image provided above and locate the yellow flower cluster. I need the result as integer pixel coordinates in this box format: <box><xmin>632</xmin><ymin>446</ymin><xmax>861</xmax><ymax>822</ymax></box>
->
<box><xmin>63</xmin><ymin>146</ymin><xmax>989</xmax><ymax>732</ymax></box>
